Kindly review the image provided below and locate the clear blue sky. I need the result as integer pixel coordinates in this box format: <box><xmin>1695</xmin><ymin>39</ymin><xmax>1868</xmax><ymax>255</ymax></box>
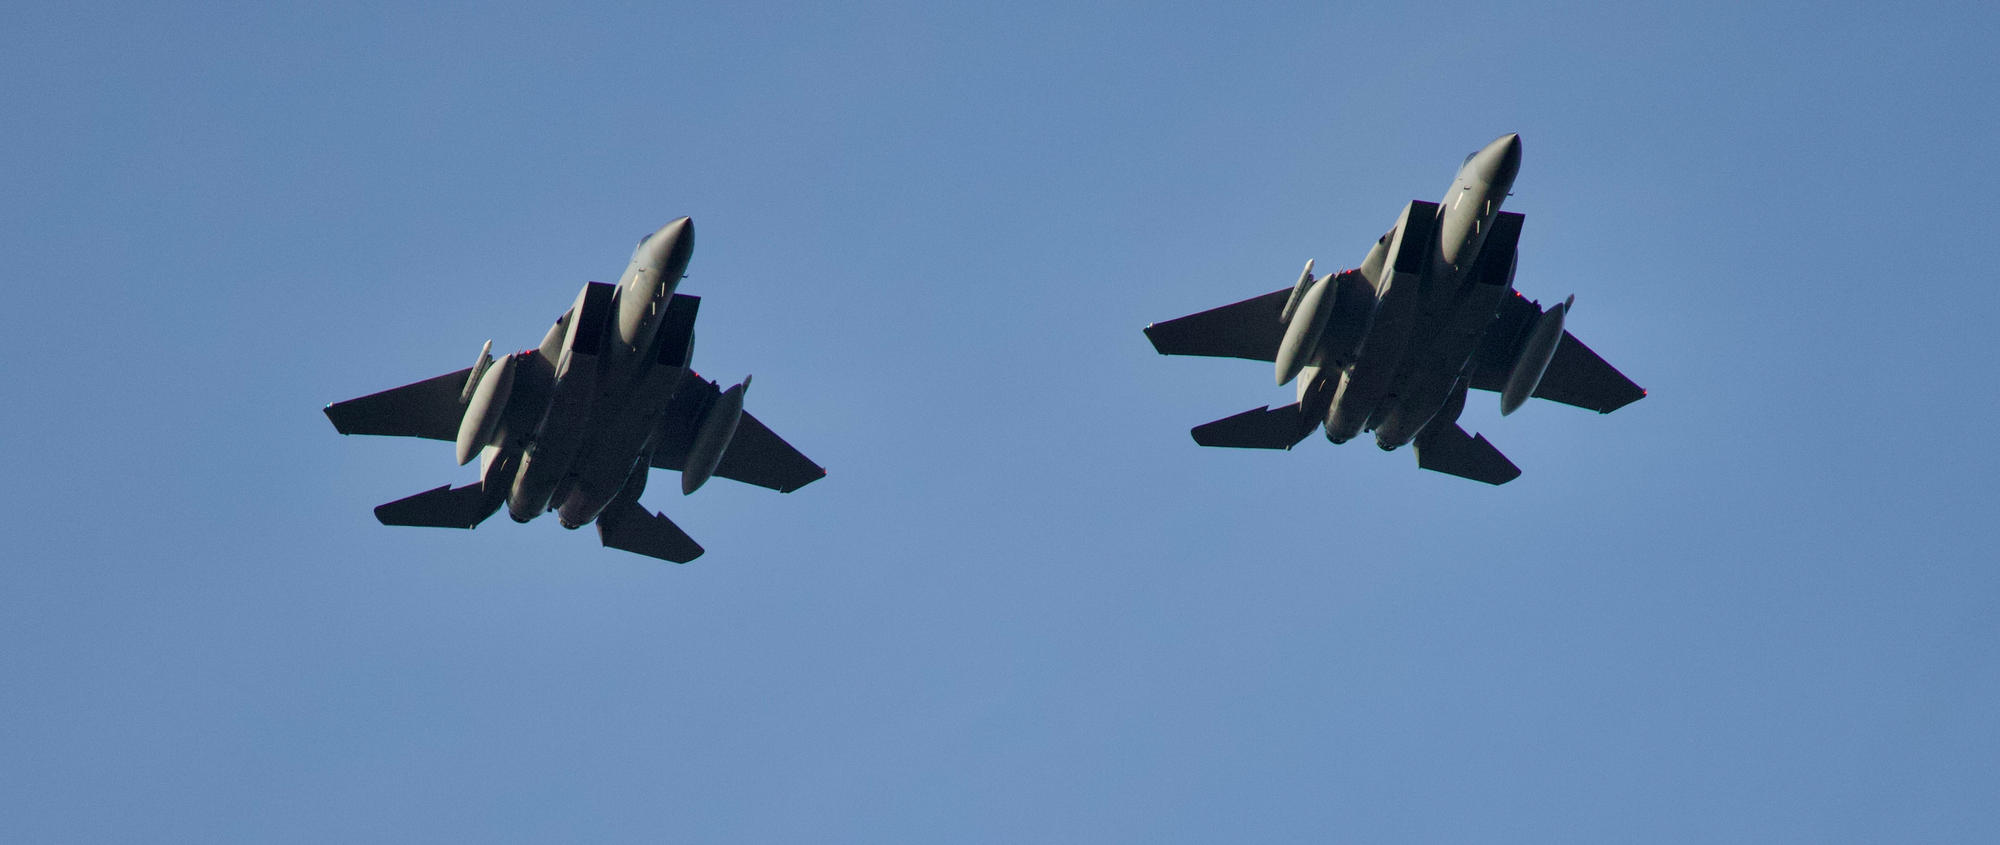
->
<box><xmin>5</xmin><ymin>1</ymin><xmax>1997</xmax><ymax>841</ymax></box>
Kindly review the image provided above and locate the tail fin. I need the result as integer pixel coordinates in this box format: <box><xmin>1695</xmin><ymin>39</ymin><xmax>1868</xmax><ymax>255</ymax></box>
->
<box><xmin>1191</xmin><ymin>403</ymin><xmax>1315</xmax><ymax>450</ymax></box>
<box><xmin>374</xmin><ymin>483</ymin><xmax>502</xmax><ymax>529</ymax></box>
<box><xmin>596</xmin><ymin>499</ymin><xmax>705</xmax><ymax>563</ymax></box>
<box><xmin>1412</xmin><ymin>423</ymin><xmax>1521</xmax><ymax>485</ymax></box>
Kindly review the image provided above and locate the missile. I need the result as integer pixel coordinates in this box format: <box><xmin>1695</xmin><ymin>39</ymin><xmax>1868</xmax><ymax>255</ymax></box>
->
<box><xmin>1500</xmin><ymin>295</ymin><xmax>1569</xmax><ymax>416</ymax></box>
<box><xmin>1278</xmin><ymin>260</ymin><xmax>1316</xmax><ymax>324</ymax></box>
<box><xmin>456</xmin><ymin>352</ymin><xmax>516</xmax><ymax>465</ymax></box>
<box><xmin>460</xmin><ymin>340</ymin><xmax>494</xmax><ymax>403</ymax></box>
<box><xmin>681</xmin><ymin>376</ymin><xmax>749</xmax><ymax>494</ymax></box>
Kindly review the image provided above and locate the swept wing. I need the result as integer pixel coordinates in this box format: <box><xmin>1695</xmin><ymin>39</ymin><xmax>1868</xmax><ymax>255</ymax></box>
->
<box><xmin>1470</xmin><ymin>292</ymin><xmax>1645</xmax><ymax>413</ymax></box>
<box><xmin>649</xmin><ymin>377</ymin><xmax>825</xmax><ymax>493</ymax></box>
<box><xmin>324</xmin><ymin>368</ymin><xmax>472</xmax><ymax>441</ymax></box>
<box><xmin>1143</xmin><ymin>287</ymin><xmax>1291</xmax><ymax>362</ymax></box>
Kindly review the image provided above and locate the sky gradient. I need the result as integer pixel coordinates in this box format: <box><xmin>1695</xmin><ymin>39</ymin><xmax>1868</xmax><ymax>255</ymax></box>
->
<box><xmin>5</xmin><ymin>2</ymin><xmax>1998</xmax><ymax>841</ymax></box>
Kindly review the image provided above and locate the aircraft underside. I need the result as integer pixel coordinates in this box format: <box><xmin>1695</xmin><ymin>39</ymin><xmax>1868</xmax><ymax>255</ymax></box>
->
<box><xmin>1143</xmin><ymin>134</ymin><xmax>1644</xmax><ymax>484</ymax></box>
<box><xmin>326</xmin><ymin>219</ymin><xmax>825</xmax><ymax>562</ymax></box>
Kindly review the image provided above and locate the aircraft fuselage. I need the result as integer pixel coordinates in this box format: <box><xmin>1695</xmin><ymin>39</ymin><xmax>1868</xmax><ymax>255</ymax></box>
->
<box><xmin>327</xmin><ymin>217</ymin><xmax>824</xmax><ymax>562</ymax></box>
<box><xmin>1313</xmin><ymin>133</ymin><xmax>1523</xmax><ymax>449</ymax></box>
<box><xmin>419</xmin><ymin>219</ymin><xmax>697</xmax><ymax>528</ymax></box>
<box><xmin>1143</xmin><ymin>132</ymin><xmax>1642</xmax><ymax>484</ymax></box>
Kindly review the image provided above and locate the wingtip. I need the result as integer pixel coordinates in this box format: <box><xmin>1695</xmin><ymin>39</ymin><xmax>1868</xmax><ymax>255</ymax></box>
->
<box><xmin>323</xmin><ymin>404</ymin><xmax>353</xmax><ymax>434</ymax></box>
<box><xmin>777</xmin><ymin>465</ymin><xmax>829</xmax><ymax>494</ymax></box>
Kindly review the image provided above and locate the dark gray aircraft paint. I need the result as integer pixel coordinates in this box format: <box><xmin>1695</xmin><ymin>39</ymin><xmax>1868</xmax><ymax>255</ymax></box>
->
<box><xmin>326</xmin><ymin>219</ymin><xmax>825</xmax><ymax>562</ymax></box>
<box><xmin>1144</xmin><ymin>134</ymin><xmax>1644</xmax><ymax>484</ymax></box>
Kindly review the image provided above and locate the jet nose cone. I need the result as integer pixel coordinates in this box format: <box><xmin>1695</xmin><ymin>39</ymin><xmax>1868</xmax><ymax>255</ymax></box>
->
<box><xmin>1481</xmin><ymin>133</ymin><xmax>1521</xmax><ymax>186</ymax></box>
<box><xmin>643</xmin><ymin>216</ymin><xmax>695</xmax><ymax>268</ymax></box>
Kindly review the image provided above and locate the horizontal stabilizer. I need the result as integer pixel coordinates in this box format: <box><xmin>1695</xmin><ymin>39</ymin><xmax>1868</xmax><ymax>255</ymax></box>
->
<box><xmin>1413</xmin><ymin>423</ymin><xmax>1522</xmax><ymax>485</ymax></box>
<box><xmin>1144</xmin><ymin>287</ymin><xmax>1291</xmax><ymax>362</ymax></box>
<box><xmin>374</xmin><ymin>483</ymin><xmax>501</xmax><ymax>529</ymax></box>
<box><xmin>596</xmin><ymin>499</ymin><xmax>705</xmax><ymax>563</ymax></box>
<box><xmin>1191</xmin><ymin>403</ymin><xmax>1315</xmax><ymax>450</ymax></box>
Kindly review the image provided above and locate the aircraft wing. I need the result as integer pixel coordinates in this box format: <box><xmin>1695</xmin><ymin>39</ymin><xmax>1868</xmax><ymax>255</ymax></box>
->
<box><xmin>324</xmin><ymin>367</ymin><xmax>472</xmax><ymax>441</ymax></box>
<box><xmin>1144</xmin><ymin>287</ymin><xmax>1291</xmax><ymax>362</ymax></box>
<box><xmin>1471</xmin><ymin>293</ymin><xmax>1646</xmax><ymax>413</ymax></box>
<box><xmin>650</xmin><ymin>377</ymin><xmax>826</xmax><ymax>493</ymax></box>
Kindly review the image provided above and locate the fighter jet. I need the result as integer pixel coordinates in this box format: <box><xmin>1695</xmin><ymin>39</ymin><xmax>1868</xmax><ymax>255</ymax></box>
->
<box><xmin>1143</xmin><ymin>134</ymin><xmax>1643</xmax><ymax>484</ymax></box>
<box><xmin>325</xmin><ymin>218</ymin><xmax>824</xmax><ymax>562</ymax></box>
